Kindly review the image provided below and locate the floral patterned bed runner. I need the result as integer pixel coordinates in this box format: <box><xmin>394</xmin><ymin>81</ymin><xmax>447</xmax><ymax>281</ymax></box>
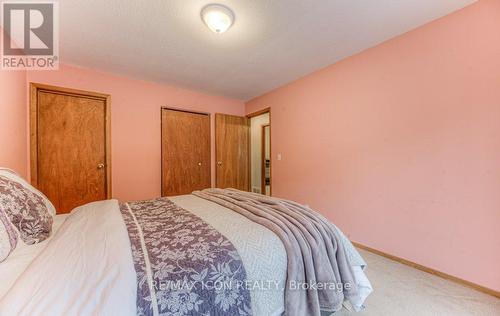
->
<box><xmin>120</xmin><ymin>198</ymin><xmax>252</xmax><ymax>316</ymax></box>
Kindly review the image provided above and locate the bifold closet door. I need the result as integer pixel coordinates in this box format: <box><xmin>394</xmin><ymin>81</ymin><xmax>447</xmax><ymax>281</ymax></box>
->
<box><xmin>31</xmin><ymin>84</ymin><xmax>111</xmax><ymax>214</ymax></box>
<box><xmin>161</xmin><ymin>109</ymin><xmax>211</xmax><ymax>196</ymax></box>
<box><xmin>215</xmin><ymin>113</ymin><xmax>249</xmax><ymax>191</ymax></box>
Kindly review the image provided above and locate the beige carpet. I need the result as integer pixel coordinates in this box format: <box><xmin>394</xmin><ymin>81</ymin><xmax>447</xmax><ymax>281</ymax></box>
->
<box><xmin>335</xmin><ymin>248</ymin><xmax>500</xmax><ymax>316</ymax></box>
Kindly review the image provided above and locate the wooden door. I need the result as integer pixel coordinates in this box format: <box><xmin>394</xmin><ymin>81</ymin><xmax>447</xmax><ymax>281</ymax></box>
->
<box><xmin>161</xmin><ymin>109</ymin><xmax>211</xmax><ymax>196</ymax></box>
<box><xmin>215</xmin><ymin>113</ymin><xmax>249</xmax><ymax>191</ymax></box>
<box><xmin>30</xmin><ymin>83</ymin><xmax>111</xmax><ymax>214</ymax></box>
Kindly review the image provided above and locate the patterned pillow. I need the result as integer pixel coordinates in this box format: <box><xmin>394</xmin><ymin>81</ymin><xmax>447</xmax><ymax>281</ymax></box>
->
<box><xmin>0</xmin><ymin>169</ymin><xmax>54</xmax><ymax>245</ymax></box>
<box><xmin>0</xmin><ymin>208</ymin><xmax>18</xmax><ymax>262</ymax></box>
<box><xmin>0</xmin><ymin>169</ymin><xmax>56</xmax><ymax>217</ymax></box>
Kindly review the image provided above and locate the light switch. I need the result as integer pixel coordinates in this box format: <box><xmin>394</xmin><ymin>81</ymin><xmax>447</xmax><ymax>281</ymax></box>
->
<box><xmin>277</xmin><ymin>153</ymin><xmax>282</xmax><ymax>161</ymax></box>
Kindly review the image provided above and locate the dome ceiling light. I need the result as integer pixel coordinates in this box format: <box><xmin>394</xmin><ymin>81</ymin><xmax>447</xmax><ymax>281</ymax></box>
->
<box><xmin>201</xmin><ymin>4</ymin><xmax>235</xmax><ymax>34</ymax></box>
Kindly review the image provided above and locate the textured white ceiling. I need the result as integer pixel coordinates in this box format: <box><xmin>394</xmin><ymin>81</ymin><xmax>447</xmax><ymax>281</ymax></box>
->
<box><xmin>59</xmin><ymin>0</ymin><xmax>476</xmax><ymax>100</ymax></box>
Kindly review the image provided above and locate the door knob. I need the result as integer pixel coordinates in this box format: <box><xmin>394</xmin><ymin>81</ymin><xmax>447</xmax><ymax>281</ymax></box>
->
<box><xmin>198</xmin><ymin>162</ymin><xmax>202</xmax><ymax>166</ymax></box>
<box><xmin>97</xmin><ymin>163</ymin><xmax>105</xmax><ymax>169</ymax></box>
<box><xmin>217</xmin><ymin>161</ymin><xmax>222</xmax><ymax>166</ymax></box>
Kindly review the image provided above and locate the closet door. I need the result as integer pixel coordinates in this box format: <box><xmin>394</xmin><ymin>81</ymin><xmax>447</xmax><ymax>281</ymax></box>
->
<box><xmin>161</xmin><ymin>109</ymin><xmax>211</xmax><ymax>196</ymax></box>
<box><xmin>215</xmin><ymin>113</ymin><xmax>249</xmax><ymax>191</ymax></box>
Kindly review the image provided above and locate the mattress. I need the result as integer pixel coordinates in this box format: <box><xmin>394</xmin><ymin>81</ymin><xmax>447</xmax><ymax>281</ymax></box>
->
<box><xmin>0</xmin><ymin>214</ymin><xmax>68</xmax><ymax>299</ymax></box>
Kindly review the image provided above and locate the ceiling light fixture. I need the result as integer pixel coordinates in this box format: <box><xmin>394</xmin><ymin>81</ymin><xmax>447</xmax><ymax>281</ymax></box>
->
<box><xmin>201</xmin><ymin>4</ymin><xmax>235</xmax><ymax>34</ymax></box>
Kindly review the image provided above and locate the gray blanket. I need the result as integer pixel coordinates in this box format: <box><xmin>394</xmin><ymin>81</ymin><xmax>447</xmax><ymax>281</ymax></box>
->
<box><xmin>193</xmin><ymin>188</ymin><xmax>359</xmax><ymax>316</ymax></box>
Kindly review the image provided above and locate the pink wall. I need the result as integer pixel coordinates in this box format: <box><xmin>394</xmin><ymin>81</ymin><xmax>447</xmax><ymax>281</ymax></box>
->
<box><xmin>247</xmin><ymin>0</ymin><xmax>500</xmax><ymax>291</ymax></box>
<box><xmin>0</xmin><ymin>69</ymin><xmax>27</xmax><ymax>178</ymax></box>
<box><xmin>27</xmin><ymin>64</ymin><xmax>245</xmax><ymax>201</ymax></box>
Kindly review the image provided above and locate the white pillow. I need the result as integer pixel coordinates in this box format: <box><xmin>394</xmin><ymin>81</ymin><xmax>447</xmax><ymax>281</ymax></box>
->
<box><xmin>0</xmin><ymin>207</ymin><xmax>17</xmax><ymax>262</ymax></box>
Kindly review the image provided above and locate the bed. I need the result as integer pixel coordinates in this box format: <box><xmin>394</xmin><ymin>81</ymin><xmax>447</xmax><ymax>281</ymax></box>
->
<box><xmin>0</xmin><ymin>169</ymin><xmax>372</xmax><ymax>316</ymax></box>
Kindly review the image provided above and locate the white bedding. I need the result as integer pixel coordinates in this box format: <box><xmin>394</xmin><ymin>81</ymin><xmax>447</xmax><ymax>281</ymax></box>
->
<box><xmin>0</xmin><ymin>200</ymin><xmax>136</xmax><ymax>316</ymax></box>
<box><xmin>0</xmin><ymin>196</ymin><xmax>371</xmax><ymax>315</ymax></box>
<box><xmin>0</xmin><ymin>214</ymin><xmax>68</xmax><ymax>299</ymax></box>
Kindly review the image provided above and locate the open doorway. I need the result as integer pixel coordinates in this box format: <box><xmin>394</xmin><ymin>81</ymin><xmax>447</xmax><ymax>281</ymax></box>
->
<box><xmin>248</xmin><ymin>109</ymin><xmax>271</xmax><ymax>196</ymax></box>
<box><xmin>261</xmin><ymin>124</ymin><xmax>271</xmax><ymax>195</ymax></box>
